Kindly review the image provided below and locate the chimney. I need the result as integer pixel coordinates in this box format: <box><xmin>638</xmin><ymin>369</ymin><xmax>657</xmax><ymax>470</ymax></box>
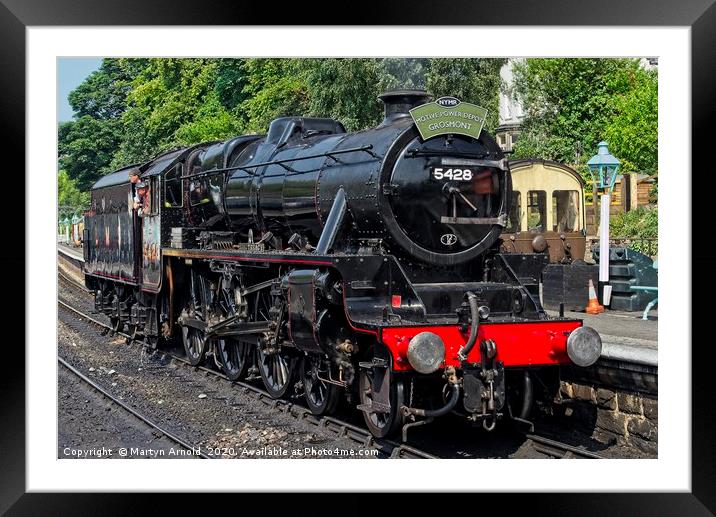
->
<box><xmin>378</xmin><ymin>89</ymin><xmax>433</xmax><ymax>125</ymax></box>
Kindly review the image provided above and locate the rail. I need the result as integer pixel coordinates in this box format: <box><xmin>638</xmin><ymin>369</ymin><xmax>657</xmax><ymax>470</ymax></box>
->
<box><xmin>59</xmin><ymin>356</ymin><xmax>211</xmax><ymax>459</ymax></box>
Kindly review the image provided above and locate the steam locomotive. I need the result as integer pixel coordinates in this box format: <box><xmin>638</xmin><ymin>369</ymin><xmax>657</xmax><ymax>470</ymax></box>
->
<box><xmin>83</xmin><ymin>90</ymin><xmax>602</xmax><ymax>439</ymax></box>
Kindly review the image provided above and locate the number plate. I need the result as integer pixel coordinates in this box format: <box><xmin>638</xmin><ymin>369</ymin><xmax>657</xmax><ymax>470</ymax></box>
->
<box><xmin>430</xmin><ymin>167</ymin><xmax>474</xmax><ymax>181</ymax></box>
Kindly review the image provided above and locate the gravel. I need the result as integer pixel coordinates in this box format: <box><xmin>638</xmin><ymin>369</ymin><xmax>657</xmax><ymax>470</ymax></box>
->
<box><xmin>58</xmin><ymin>305</ymin><xmax>376</xmax><ymax>460</ymax></box>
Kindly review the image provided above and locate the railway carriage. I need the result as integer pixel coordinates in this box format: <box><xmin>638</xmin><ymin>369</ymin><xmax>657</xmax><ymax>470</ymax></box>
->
<box><xmin>84</xmin><ymin>90</ymin><xmax>602</xmax><ymax>439</ymax></box>
<box><xmin>501</xmin><ymin>159</ymin><xmax>587</xmax><ymax>263</ymax></box>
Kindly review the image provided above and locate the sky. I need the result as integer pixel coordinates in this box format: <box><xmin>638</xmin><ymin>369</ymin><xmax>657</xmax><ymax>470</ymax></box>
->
<box><xmin>57</xmin><ymin>58</ymin><xmax>102</xmax><ymax>123</ymax></box>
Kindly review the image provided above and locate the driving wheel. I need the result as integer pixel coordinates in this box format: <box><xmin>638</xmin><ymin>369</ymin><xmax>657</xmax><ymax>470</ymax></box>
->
<box><xmin>301</xmin><ymin>355</ymin><xmax>341</xmax><ymax>416</ymax></box>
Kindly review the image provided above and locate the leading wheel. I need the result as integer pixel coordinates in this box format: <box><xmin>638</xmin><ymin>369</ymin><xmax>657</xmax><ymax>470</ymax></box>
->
<box><xmin>301</xmin><ymin>355</ymin><xmax>341</xmax><ymax>416</ymax></box>
<box><xmin>216</xmin><ymin>338</ymin><xmax>251</xmax><ymax>381</ymax></box>
<box><xmin>257</xmin><ymin>346</ymin><xmax>296</xmax><ymax>399</ymax></box>
<box><xmin>359</xmin><ymin>366</ymin><xmax>406</xmax><ymax>439</ymax></box>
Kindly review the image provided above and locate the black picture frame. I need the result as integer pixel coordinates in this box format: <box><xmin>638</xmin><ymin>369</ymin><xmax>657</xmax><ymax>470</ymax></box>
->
<box><xmin>4</xmin><ymin>0</ymin><xmax>713</xmax><ymax>513</ymax></box>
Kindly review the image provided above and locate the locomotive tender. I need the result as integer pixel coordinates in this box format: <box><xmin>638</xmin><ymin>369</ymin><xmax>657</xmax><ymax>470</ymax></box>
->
<box><xmin>83</xmin><ymin>90</ymin><xmax>602</xmax><ymax>439</ymax></box>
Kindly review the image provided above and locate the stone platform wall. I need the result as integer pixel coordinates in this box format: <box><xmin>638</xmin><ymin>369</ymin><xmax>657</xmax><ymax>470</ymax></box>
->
<box><xmin>559</xmin><ymin>380</ymin><xmax>657</xmax><ymax>454</ymax></box>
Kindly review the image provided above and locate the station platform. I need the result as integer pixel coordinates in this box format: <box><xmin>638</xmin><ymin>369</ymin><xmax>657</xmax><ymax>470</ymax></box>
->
<box><xmin>57</xmin><ymin>243</ymin><xmax>84</xmax><ymax>261</ymax></box>
<box><xmin>547</xmin><ymin>308</ymin><xmax>657</xmax><ymax>366</ymax></box>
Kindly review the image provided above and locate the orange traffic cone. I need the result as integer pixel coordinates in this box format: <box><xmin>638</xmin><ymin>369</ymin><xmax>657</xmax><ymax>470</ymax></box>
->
<box><xmin>585</xmin><ymin>279</ymin><xmax>604</xmax><ymax>314</ymax></box>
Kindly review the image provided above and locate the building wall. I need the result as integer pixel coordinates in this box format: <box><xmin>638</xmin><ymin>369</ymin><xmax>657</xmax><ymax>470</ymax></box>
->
<box><xmin>496</xmin><ymin>59</ymin><xmax>525</xmax><ymax>152</ymax></box>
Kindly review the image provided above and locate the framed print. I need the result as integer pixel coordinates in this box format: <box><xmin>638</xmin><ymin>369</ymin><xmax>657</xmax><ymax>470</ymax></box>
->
<box><xmin>3</xmin><ymin>0</ymin><xmax>714</xmax><ymax>512</ymax></box>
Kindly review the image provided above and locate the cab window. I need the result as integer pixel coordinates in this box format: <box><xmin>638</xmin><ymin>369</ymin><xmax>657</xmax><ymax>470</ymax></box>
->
<box><xmin>165</xmin><ymin>164</ymin><xmax>183</xmax><ymax>208</ymax></box>
<box><xmin>190</xmin><ymin>178</ymin><xmax>212</xmax><ymax>206</ymax></box>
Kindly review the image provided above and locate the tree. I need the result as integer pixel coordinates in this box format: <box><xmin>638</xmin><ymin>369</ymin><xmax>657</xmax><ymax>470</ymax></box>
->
<box><xmin>58</xmin><ymin>58</ymin><xmax>144</xmax><ymax>188</ymax></box>
<box><xmin>604</xmin><ymin>68</ymin><xmax>658</xmax><ymax>173</ymax></box>
<box><xmin>511</xmin><ymin>58</ymin><xmax>657</xmax><ymax>176</ymax></box>
<box><xmin>68</xmin><ymin>58</ymin><xmax>145</xmax><ymax>119</ymax></box>
<box><xmin>426</xmin><ymin>59</ymin><xmax>506</xmax><ymax>131</ymax></box>
<box><xmin>58</xmin><ymin>169</ymin><xmax>90</xmax><ymax>218</ymax></box>
<box><xmin>214</xmin><ymin>58</ymin><xmax>250</xmax><ymax>111</ymax></box>
<box><xmin>238</xmin><ymin>59</ymin><xmax>309</xmax><ymax>133</ymax></box>
<box><xmin>377</xmin><ymin>58</ymin><xmax>429</xmax><ymax>91</ymax></box>
<box><xmin>58</xmin><ymin>116</ymin><xmax>123</xmax><ymax>190</ymax></box>
<box><xmin>59</xmin><ymin>57</ymin><xmax>509</xmax><ymax>187</ymax></box>
<box><xmin>297</xmin><ymin>59</ymin><xmax>381</xmax><ymax>131</ymax></box>
<box><xmin>111</xmin><ymin>58</ymin><xmax>244</xmax><ymax>167</ymax></box>
<box><xmin>112</xmin><ymin>59</ymin><xmax>214</xmax><ymax>164</ymax></box>
<box><xmin>174</xmin><ymin>95</ymin><xmax>244</xmax><ymax>145</ymax></box>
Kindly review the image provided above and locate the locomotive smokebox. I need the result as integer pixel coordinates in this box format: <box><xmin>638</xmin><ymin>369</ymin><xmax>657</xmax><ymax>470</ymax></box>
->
<box><xmin>378</xmin><ymin>89</ymin><xmax>433</xmax><ymax>125</ymax></box>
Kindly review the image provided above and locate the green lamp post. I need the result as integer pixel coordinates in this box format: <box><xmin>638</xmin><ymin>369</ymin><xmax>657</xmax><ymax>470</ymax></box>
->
<box><xmin>587</xmin><ymin>141</ymin><xmax>620</xmax><ymax>306</ymax></box>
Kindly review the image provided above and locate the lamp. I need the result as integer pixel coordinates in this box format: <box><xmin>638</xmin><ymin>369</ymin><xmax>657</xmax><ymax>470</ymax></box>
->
<box><xmin>587</xmin><ymin>141</ymin><xmax>621</xmax><ymax>307</ymax></box>
<box><xmin>587</xmin><ymin>141</ymin><xmax>621</xmax><ymax>191</ymax></box>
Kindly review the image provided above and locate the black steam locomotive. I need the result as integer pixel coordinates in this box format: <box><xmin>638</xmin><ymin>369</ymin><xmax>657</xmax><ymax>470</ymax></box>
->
<box><xmin>83</xmin><ymin>90</ymin><xmax>602</xmax><ymax>439</ymax></box>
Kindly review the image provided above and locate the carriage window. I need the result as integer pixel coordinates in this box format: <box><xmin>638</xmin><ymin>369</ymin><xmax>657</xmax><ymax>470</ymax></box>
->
<box><xmin>164</xmin><ymin>164</ymin><xmax>183</xmax><ymax>208</ymax></box>
<box><xmin>526</xmin><ymin>190</ymin><xmax>546</xmax><ymax>231</ymax></box>
<box><xmin>506</xmin><ymin>190</ymin><xmax>521</xmax><ymax>232</ymax></box>
<box><xmin>552</xmin><ymin>190</ymin><xmax>580</xmax><ymax>232</ymax></box>
<box><xmin>190</xmin><ymin>178</ymin><xmax>212</xmax><ymax>206</ymax></box>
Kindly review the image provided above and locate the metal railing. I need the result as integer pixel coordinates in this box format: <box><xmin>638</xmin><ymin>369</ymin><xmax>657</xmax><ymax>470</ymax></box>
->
<box><xmin>587</xmin><ymin>236</ymin><xmax>658</xmax><ymax>259</ymax></box>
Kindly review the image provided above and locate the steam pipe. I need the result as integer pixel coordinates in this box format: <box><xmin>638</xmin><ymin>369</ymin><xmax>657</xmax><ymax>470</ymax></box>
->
<box><xmin>457</xmin><ymin>291</ymin><xmax>480</xmax><ymax>361</ymax></box>
<box><xmin>402</xmin><ymin>383</ymin><xmax>460</xmax><ymax>418</ymax></box>
<box><xmin>519</xmin><ymin>370</ymin><xmax>534</xmax><ymax>420</ymax></box>
<box><xmin>316</xmin><ymin>187</ymin><xmax>347</xmax><ymax>254</ymax></box>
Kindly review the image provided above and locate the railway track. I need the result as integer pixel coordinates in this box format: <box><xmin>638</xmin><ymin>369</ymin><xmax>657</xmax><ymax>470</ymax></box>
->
<box><xmin>524</xmin><ymin>433</ymin><xmax>604</xmax><ymax>459</ymax></box>
<box><xmin>58</xmin><ymin>268</ymin><xmax>90</xmax><ymax>293</ymax></box>
<box><xmin>58</xmin><ymin>297</ymin><xmax>436</xmax><ymax>459</ymax></box>
<box><xmin>58</xmin><ymin>355</ymin><xmax>211</xmax><ymax>459</ymax></box>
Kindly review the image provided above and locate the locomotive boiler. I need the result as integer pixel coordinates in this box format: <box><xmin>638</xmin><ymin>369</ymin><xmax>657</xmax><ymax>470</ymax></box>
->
<box><xmin>84</xmin><ymin>90</ymin><xmax>602</xmax><ymax>439</ymax></box>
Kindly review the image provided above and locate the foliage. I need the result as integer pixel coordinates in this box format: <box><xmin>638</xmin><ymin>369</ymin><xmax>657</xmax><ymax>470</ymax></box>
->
<box><xmin>295</xmin><ymin>58</ymin><xmax>505</xmax><ymax>132</ymax></box>
<box><xmin>603</xmin><ymin>68</ymin><xmax>658</xmax><ymax>173</ymax></box>
<box><xmin>58</xmin><ymin>169</ymin><xmax>90</xmax><ymax>218</ymax></box>
<box><xmin>58</xmin><ymin>59</ymin><xmax>143</xmax><ymax>189</ymax></box>
<box><xmin>377</xmin><ymin>58</ymin><xmax>429</xmax><ymax>92</ymax></box>
<box><xmin>174</xmin><ymin>96</ymin><xmax>244</xmax><ymax>145</ymax></box>
<box><xmin>237</xmin><ymin>59</ymin><xmax>309</xmax><ymax>133</ymax></box>
<box><xmin>299</xmin><ymin>59</ymin><xmax>382</xmax><ymax>131</ymax></box>
<box><xmin>58</xmin><ymin>116</ymin><xmax>123</xmax><ymax>190</ymax></box>
<box><xmin>112</xmin><ymin>59</ymin><xmax>224</xmax><ymax>166</ymax></box>
<box><xmin>214</xmin><ymin>59</ymin><xmax>250</xmax><ymax>111</ymax></box>
<box><xmin>512</xmin><ymin>59</ymin><xmax>657</xmax><ymax>176</ymax></box>
<box><xmin>609</xmin><ymin>206</ymin><xmax>658</xmax><ymax>255</ymax></box>
<box><xmin>426</xmin><ymin>58</ymin><xmax>506</xmax><ymax>131</ymax></box>
<box><xmin>67</xmin><ymin>58</ymin><xmax>143</xmax><ymax>120</ymax></box>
